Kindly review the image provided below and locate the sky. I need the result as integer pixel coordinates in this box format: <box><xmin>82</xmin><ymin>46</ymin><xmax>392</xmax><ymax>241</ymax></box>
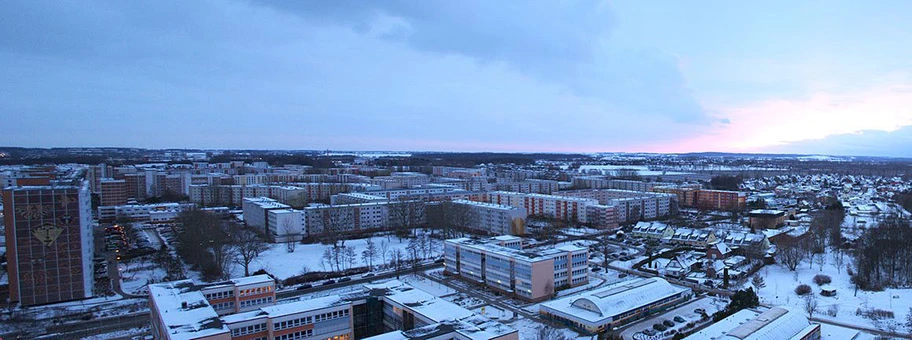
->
<box><xmin>1</xmin><ymin>1</ymin><xmax>911</xmax><ymax>157</ymax></box>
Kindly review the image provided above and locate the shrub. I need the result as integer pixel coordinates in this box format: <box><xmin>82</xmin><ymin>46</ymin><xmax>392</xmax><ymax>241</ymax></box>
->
<box><xmin>813</xmin><ymin>274</ymin><xmax>832</xmax><ymax>285</ymax></box>
<box><xmin>795</xmin><ymin>284</ymin><xmax>812</xmax><ymax>295</ymax></box>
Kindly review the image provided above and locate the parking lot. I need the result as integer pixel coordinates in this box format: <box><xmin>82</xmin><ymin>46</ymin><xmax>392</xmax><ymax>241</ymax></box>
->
<box><xmin>618</xmin><ymin>296</ymin><xmax>727</xmax><ymax>340</ymax></box>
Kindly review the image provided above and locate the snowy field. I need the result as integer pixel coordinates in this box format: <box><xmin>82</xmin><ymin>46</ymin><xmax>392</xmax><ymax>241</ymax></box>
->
<box><xmin>239</xmin><ymin>235</ymin><xmax>442</xmax><ymax>280</ymax></box>
<box><xmin>119</xmin><ymin>258</ymin><xmax>168</xmax><ymax>295</ymax></box>
<box><xmin>577</xmin><ymin>165</ymin><xmax>691</xmax><ymax>176</ymax></box>
<box><xmin>749</xmin><ymin>252</ymin><xmax>912</xmax><ymax>333</ymax></box>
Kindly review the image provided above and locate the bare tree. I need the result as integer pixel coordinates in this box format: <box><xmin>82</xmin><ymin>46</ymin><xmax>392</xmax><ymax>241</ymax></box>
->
<box><xmin>815</xmin><ymin>251</ymin><xmax>827</xmax><ymax>271</ymax></box>
<box><xmin>379</xmin><ymin>240</ymin><xmax>390</xmax><ymax>269</ymax></box>
<box><xmin>344</xmin><ymin>246</ymin><xmax>357</xmax><ymax>270</ymax></box>
<box><xmin>281</xmin><ymin>219</ymin><xmax>298</xmax><ymax>253</ymax></box>
<box><xmin>388</xmin><ymin>197</ymin><xmax>426</xmax><ymax>238</ymax></box>
<box><xmin>751</xmin><ymin>275</ymin><xmax>766</xmax><ymax>292</ymax></box>
<box><xmin>322</xmin><ymin>206</ymin><xmax>354</xmax><ymax>247</ymax></box>
<box><xmin>777</xmin><ymin>236</ymin><xmax>807</xmax><ymax>271</ymax></box>
<box><xmin>534</xmin><ymin>325</ymin><xmax>568</xmax><ymax>340</ymax></box>
<box><xmin>232</xmin><ymin>229</ymin><xmax>268</xmax><ymax>277</ymax></box>
<box><xmin>803</xmin><ymin>294</ymin><xmax>818</xmax><ymax>319</ymax></box>
<box><xmin>832</xmin><ymin>249</ymin><xmax>845</xmax><ymax>274</ymax></box>
<box><xmin>391</xmin><ymin>249</ymin><xmax>405</xmax><ymax>279</ymax></box>
<box><xmin>321</xmin><ymin>248</ymin><xmax>333</xmax><ymax>271</ymax></box>
<box><xmin>362</xmin><ymin>238</ymin><xmax>378</xmax><ymax>269</ymax></box>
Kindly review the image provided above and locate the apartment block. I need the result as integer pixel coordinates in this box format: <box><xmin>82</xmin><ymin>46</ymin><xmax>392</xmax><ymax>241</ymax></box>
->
<box><xmin>447</xmin><ymin>199</ymin><xmax>528</xmax><ymax>236</ymax></box>
<box><xmin>267</xmin><ymin>209</ymin><xmax>304</xmax><ymax>243</ymax></box>
<box><xmin>3</xmin><ymin>182</ymin><xmax>94</xmax><ymax>306</ymax></box>
<box><xmin>242</xmin><ymin>197</ymin><xmax>291</xmax><ymax>234</ymax></box>
<box><xmin>444</xmin><ymin>237</ymin><xmax>589</xmax><ymax>302</ymax></box>
<box><xmin>487</xmin><ymin>191</ymin><xmax>595</xmax><ymax>224</ymax></box>
<box><xmin>99</xmin><ymin>179</ymin><xmax>129</xmax><ymax>206</ymax></box>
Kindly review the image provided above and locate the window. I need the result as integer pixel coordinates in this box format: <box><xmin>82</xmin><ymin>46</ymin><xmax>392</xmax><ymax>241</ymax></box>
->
<box><xmin>274</xmin><ymin>329</ymin><xmax>313</xmax><ymax>340</ymax></box>
<box><xmin>231</xmin><ymin>323</ymin><xmax>267</xmax><ymax>336</ymax></box>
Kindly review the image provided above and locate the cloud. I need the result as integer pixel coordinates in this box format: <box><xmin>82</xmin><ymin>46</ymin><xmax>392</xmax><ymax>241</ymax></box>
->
<box><xmin>646</xmin><ymin>83</ymin><xmax>912</xmax><ymax>153</ymax></box>
<box><xmin>766</xmin><ymin>126</ymin><xmax>912</xmax><ymax>158</ymax></box>
<box><xmin>256</xmin><ymin>0</ymin><xmax>716</xmax><ymax>125</ymax></box>
<box><xmin>0</xmin><ymin>0</ymin><xmax>710</xmax><ymax>152</ymax></box>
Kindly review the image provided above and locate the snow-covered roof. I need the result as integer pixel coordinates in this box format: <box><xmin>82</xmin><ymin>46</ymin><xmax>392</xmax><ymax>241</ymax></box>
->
<box><xmin>364</xmin><ymin>280</ymin><xmax>474</xmax><ymax>323</ymax></box>
<box><xmin>541</xmin><ymin>278</ymin><xmax>691</xmax><ymax>324</ymax></box>
<box><xmin>148</xmin><ymin>280</ymin><xmax>230</xmax><ymax>340</ymax></box>
<box><xmin>363</xmin><ymin>314</ymin><xmax>517</xmax><ymax>340</ymax></box>
<box><xmin>684</xmin><ymin>306</ymin><xmax>818</xmax><ymax>340</ymax></box>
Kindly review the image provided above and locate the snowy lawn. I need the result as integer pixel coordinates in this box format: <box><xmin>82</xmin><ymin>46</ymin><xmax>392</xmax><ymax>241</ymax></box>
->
<box><xmin>749</xmin><ymin>253</ymin><xmax>912</xmax><ymax>333</ymax></box>
<box><xmin>240</xmin><ymin>235</ymin><xmax>441</xmax><ymax>280</ymax></box>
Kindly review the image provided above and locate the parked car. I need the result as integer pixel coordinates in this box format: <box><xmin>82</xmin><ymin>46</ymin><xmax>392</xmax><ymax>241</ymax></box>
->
<box><xmin>642</xmin><ymin>329</ymin><xmax>657</xmax><ymax>336</ymax></box>
<box><xmin>362</xmin><ymin>273</ymin><xmax>375</xmax><ymax>278</ymax></box>
<box><xmin>663</xmin><ymin>319</ymin><xmax>675</xmax><ymax>327</ymax></box>
<box><xmin>338</xmin><ymin>277</ymin><xmax>352</xmax><ymax>282</ymax></box>
<box><xmin>322</xmin><ymin>280</ymin><xmax>336</xmax><ymax>286</ymax></box>
<box><xmin>674</xmin><ymin>316</ymin><xmax>686</xmax><ymax>323</ymax></box>
<box><xmin>653</xmin><ymin>323</ymin><xmax>667</xmax><ymax>331</ymax></box>
<box><xmin>591</xmin><ymin>267</ymin><xmax>602</xmax><ymax>272</ymax></box>
<box><xmin>619</xmin><ymin>273</ymin><xmax>628</xmax><ymax>278</ymax></box>
<box><xmin>694</xmin><ymin>308</ymin><xmax>706</xmax><ymax>315</ymax></box>
<box><xmin>296</xmin><ymin>284</ymin><xmax>312</xmax><ymax>290</ymax></box>
<box><xmin>434</xmin><ymin>258</ymin><xmax>445</xmax><ymax>264</ymax></box>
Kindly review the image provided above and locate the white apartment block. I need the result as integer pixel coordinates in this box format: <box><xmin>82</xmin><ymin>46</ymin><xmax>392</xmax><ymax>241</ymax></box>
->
<box><xmin>242</xmin><ymin>197</ymin><xmax>291</xmax><ymax>234</ymax></box>
<box><xmin>444</xmin><ymin>237</ymin><xmax>589</xmax><ymax>302</ymax></box>
<box><xmin>449</xmin><ymin>199</ymin><xmax>528</xmax><ymax>235</ymax></box>
<box><xmin>267</xmin><ymin>209</ymin><xmax>304</xmax><ymax>243</ymax></box>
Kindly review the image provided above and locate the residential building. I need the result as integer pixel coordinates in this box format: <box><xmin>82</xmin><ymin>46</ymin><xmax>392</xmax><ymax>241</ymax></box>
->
<box><xmin>487</xmin><ymin>191</ymin><xmax>596</xmax><ymax>223</ymax></box>
<box><xmin>99</xmin><ymin>179</ymin><xmax>128</xmax><ymax>206</ymax></box>
<box><xmin>267</xmin><ymin>209</ymin><xmax>304</xmax><ymax>243</ymax></box>
<box><xmin>242</xmin><ymin>197</ymin><xmax>291</xmax><ymax>233</ymax></box>
<box><xmin>694</xmin><ymin>189</ymin><xmax>747</xmax><ymax>211</ymax></box>
<box><xmin>747</xmin><ymin>209</ymin><xmax>788</xmax><ymax>229</ymax></box>
<box><xmin>540</xmin><ymin>278</ymin><xmax>692</xmax><ymax>334</ymax></box>
<box><xmin>448</xmin><ymin>199</ymin><xmax>528</xmax><ymax>235</ymax></box>
<box><xmin>3</xmin><ymin>182</ymin><xmax>94</xmax><ymax>306</ymax></box>
<box><xmin>444</xmin><ymin>237</ymin><xmax>589</xmax><ymax>302</ymax></box>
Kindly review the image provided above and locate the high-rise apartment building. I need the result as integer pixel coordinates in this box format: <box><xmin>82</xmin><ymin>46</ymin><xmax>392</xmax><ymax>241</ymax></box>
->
<box><xmin>2</xmin><ymin>182</ymin><xmax>94</xmax><ymax>306</ymax></box>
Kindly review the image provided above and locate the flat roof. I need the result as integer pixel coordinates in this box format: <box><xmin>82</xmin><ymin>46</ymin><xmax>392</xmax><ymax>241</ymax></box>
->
<box><xmin>149</xmin><ymin>280</ymin><xmax>229</xmax><ymax>340</ymax></box>
<box><xmin>363</xmin><ymin>280</ymin><xmax>473</xmax><ymax>323</ymax></box>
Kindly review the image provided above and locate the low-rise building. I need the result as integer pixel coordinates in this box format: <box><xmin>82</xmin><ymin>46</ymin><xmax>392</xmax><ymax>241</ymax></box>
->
<box><xmin>444</xmin><ymin>237</ymin><xmax>588</xmax><ymax>302</ymax></box>
<box><xmin>683</xmin><ymin>306</ymin><xmax>821</xmax><ymax>340</ymax></box>
<box><xmin>98</xmin><ymin>202</ymin><xmax>195</xmax><ymax>223</ymax></box>
<box><xmin>747</xmin><ymin>209</ymin><xmax>788</xmax><ymax>229</ymax></box>
<box><xmin>540</xmin><ymin>278</ymin><xmax>692</xmax><ymax>334</ymax></box>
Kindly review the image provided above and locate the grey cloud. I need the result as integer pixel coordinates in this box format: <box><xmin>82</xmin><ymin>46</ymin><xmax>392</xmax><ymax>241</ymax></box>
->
<box><xmin>256</xmin><ymin>1</ymin><xmax>715</xmax><ymax>125</ymax></box>
<box><xmin>767</xmin><ymin>126</ymin><xmax>912</xmax><ymax>158</ymax></box>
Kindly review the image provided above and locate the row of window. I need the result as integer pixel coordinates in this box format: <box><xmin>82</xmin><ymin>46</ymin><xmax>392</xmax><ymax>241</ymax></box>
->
<box><xmin>212</xmin><ymin>301</ymin><xmax>236</xmax><ymax>310</ymax></box>
<box><xmin>240</xmin><ymin>296</ymin><xmax>274</xmax><ymax>308</ymax></box>
<box><xmin>205</xmin><ymin>290</ymin><xmax>234</xmax><ymax>300</ymax></box>
<box><xmin>274</xmin><ymin>329</ymin><xmax>313</xmax><ymax>340</ymax></box>
<box><xmin>231</xmin><ymin>323</ymin><xmax>266</xmax><ymax>336</ymax></box>
<box><xmin>240</xmin><ymin>286</ymin><xmax>273</xmax><ymax>297</ymax></box>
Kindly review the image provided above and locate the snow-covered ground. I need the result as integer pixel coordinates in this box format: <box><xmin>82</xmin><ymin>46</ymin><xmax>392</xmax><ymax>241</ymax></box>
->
<box><xmin>508</xmin><ymin>318</ymin><xmax>588</xmax><ymax>340</ymax></box>
<box><xmin>119</xmin><ymin>258</ymin><xmax>168</xmax><ymax>295</ymax></box>
<box><xmin>240</xmin><ymin>235</ymin><xmax>441</xmax><ymax>280</ymax></box>
<box><xmin>749</xmin><ymin>251</ymin><xmax>912</xmax><ymax>333</ymax></box>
